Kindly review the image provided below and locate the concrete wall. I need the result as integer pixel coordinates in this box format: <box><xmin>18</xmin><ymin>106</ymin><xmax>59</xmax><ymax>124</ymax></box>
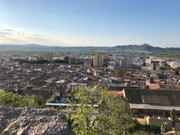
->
<box><xmin>144</xmin><ymin>117</ymin><xmax>180</xmax><ymax>130</ymax></box>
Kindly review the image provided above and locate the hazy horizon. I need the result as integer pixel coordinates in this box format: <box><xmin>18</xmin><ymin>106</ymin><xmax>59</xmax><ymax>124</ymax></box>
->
<box><xmin>0</xmin><ymin>43</ymin><xmax>162</xmax><ymax>47</ymax></box>
<box><xmin>0</xmin><ymin>0</ymin><xmax>180</xmax><ymax>47</ymax></box>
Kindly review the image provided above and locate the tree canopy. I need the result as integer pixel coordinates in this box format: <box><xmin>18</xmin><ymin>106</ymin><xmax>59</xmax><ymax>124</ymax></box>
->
<box><xmin>15</xmin><ymin>59</ymin><xmax>49</xmax><ymax>64</ymax></box>
<box><xmin>46</xmin><ymin>99</ymin><xmax>55</xmax><ymax>103</ymax></box>
<box><xmin>67</xmin><ymin>85</ymin><xmax>135</xmax><ymax>135</ymax></box>
<box><xmin>0</xmin><ymin>91</ymin><xmax>43</xmax><ymax>108</ymax></box>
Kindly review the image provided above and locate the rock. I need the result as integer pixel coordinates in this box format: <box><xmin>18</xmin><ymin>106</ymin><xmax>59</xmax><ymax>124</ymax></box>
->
<box><xmin>0</xmin><ymin>106</ymin><xmax>75</xmax><ymax>135</ymax></box>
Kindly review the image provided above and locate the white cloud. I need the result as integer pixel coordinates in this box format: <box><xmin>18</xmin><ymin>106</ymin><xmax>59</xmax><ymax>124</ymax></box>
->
<box><xmin>0</xmin><ymin>27</ymin><xmax>111</xmax><ymax>46</ymax></box>
<box><xmin>0</xmin><ymin>27</ymin><xmax>88</xmax><ymax>46</ymax></box>
<box><xmin>0</xmin><ymin>27</ymin><xmax>56</xmax><ymax>45</ymax></box>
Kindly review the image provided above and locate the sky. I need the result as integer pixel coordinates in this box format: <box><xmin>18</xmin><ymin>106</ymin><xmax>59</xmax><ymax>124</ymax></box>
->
<box><xmin>0</xmin><ymin>0</ymin><xmax>180</xmax><ymax>47</ymax></box>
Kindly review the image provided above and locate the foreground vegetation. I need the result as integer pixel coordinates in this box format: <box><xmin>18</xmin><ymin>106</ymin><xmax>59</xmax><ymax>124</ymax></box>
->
<box><xmin>66</xmin><ymin>85</ymin><xmax>161</xmax><ymax>135</ymax></box>
<box><xmin>0</xmin><ymin>91</ymin><xmax>43</xmax><ymax>108</ymax></box>
<box><xmin>0</xmin><ymin>87</ymin><xmax>162</xmax><ymax>134</ymax></box>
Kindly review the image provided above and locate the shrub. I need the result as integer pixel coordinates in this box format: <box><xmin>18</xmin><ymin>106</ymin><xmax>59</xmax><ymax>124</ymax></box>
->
<box><xmin>67</xmin><ymin>85</ymin><xmax>135</xmax><ymax>135</ymax></box>
<box><xmin>0</xmin><ymin>91</ymin><xmax>43</xmax><ymax>108</ymax></box>
<box><xmin>130</xmin><ymin>121</ymin><xmax>161</xmax><ymax>134</ymax></box>
<box><xmin>46</xmin><ymin>99</ymin><xmax>55</xmax><ymax>103</ymax></box>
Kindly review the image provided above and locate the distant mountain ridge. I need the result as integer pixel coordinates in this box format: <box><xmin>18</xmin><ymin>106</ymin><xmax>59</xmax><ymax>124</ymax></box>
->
<box><xmin>114</xmin><ymin>43</ymin><xmax>164</xmax><ymax>51</ymax></box>
<box><xmin>0</xmin><ymin>43</ymin><xmax>179</xmax><ymax>52</ymax></box>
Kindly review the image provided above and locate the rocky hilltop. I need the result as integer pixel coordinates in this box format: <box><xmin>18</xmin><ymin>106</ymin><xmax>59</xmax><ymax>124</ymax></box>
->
<box><xmin>0</xmin><ymin>106</ymin><xmax>75</xmax><ymax>135</ymax></box>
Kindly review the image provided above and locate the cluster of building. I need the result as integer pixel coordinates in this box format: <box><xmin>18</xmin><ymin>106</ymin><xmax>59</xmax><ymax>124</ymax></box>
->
<box><xmin>0</xmin><ymin>54</ymin><xmax>180</xmax><ymax>128</ymax></box>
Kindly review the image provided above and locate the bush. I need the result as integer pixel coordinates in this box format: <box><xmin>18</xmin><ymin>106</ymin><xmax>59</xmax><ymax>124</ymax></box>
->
<box><xmin>0</xmin><ymin>91</ymin><xmax>43</xmax><ymax>108</ymax></box>
<box><xmin>173</xmin><ymin>67</ymin><xmax>180</xmax><ymax>75</ymax></box>
<box><xmin>67</xmin><ymin>85</ymin><xmax>135</xmax><ymax>135</ymax></box>
<box><xmin>46</xmin><ymin>99</ymin><xmax>55</xmax><ymax>103</ymax></box>
<box><xmin>130</xmin><ymin>121</ymin><xmax>161</xmax><ymax>134</ymax></box>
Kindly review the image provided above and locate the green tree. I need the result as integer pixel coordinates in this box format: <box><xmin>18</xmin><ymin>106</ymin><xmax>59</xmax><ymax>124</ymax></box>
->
<box><xmin>53</xmin><ymin>59</ymin><xmax>68</xmax><ymax>64</ymax></box>
<box><xmin>67</xmin><ymin>85</ymin><xmax>135</xmax><ymax>135</ymax></box>
<box><xmin>164</xmin><ymin>63</ymin><xmax>171</xmax><ymax>70</ymax></box>
<box><xmin>103</xmin><ymin>62</ymin><xmax>108</xmax><ymax>67</ymax></box>
<box><xmin>46</xmin><ymin>99</ymin><xmax>55</xmax><ymax>103</ymax></box>
<box><xmin>16</xmin><ymin>59</ymin><xmax>49</xmax><ymax>65</ymax></box>
<box><xmin>173</xmin><ymin>67</ymin><xmax>180</xmax><ymax>75</ymax></box>
<box><xmin>0</xmin><ymin>91</ymin><xmax>43</xmax><ymax>108</ymax></box>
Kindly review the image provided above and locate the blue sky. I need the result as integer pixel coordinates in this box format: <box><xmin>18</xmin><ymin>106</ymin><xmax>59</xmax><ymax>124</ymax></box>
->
<box><xmin>0</xmin><ymin>0</ymin><xmax>180</xmax><ymax>47</ymax></box>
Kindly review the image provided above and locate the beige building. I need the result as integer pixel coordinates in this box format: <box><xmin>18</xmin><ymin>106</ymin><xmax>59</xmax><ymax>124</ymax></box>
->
<box><xmin>93</xmin><ymin>54</ymin><xmax>103</xmax><ymax>67</ymax></box>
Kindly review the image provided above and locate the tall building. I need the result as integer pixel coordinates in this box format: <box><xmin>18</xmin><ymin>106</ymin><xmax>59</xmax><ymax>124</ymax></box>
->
<box><xmin>151</xmin><ymin>61</ymin><xmax>160</xmax><ymax>71</ymax></box>
<box><xmin>93</xmin><ymin>54</ymin><xmax>104</xmax><ymax>67</ymax></box>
